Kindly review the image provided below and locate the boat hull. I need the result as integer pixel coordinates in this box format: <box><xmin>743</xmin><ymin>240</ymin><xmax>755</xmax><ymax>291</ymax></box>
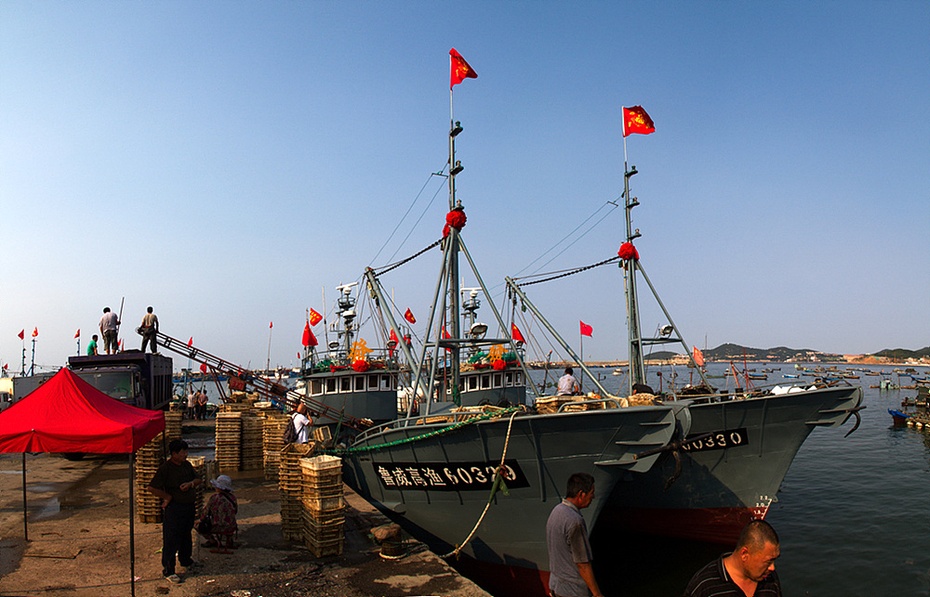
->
<box><xmin>602</xmin><ymin>384</ymin><xmax>863</xmax><ymax>544</ymax></box>
<box><xmin>342</xmin><ymin>405</ymin><xmax>677</xmax><ymax>580</ymax></box>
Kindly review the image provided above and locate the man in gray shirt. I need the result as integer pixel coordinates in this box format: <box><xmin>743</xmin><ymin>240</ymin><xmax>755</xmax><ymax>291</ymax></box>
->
<box><xmin>98</xmin><ymin>307</ymin><xmax>120</xmax><ymax>355</ymax></box>
<box><xmin>546</xmin><ymin>472</ymin><xmax>604</xmax><ymax>597</ymax></box>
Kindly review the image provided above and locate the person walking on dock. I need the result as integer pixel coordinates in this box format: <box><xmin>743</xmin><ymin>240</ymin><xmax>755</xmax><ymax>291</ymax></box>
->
<box><xmin>99</xmin><ymin>307</ymin><xmax>120</xmax><ymax>355</ymax></box>
<box><xmin>139</xmin><ymin>306</ymin><xmax>159</xmax><ymax>353</ymax></box>
<box><xmin>546</xmin><ymin>472</ymin><xmax>604</xmax><ymax>597</ymax></box>
<box><xmin>682</xmin><ymin>519</ymin><xmax>782</xmax><ymax>597</ymax></box>
<box><xmin>147</xmin><ymin>439</ymin><xmax>203</xmax><ymax>584</ymax></box>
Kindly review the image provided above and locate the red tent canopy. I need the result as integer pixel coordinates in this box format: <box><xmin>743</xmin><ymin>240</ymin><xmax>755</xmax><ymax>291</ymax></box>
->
<box><xmin>0</xmin><ymin>368</ymin><xmax>165</xmax><ymax>453</ymax></box>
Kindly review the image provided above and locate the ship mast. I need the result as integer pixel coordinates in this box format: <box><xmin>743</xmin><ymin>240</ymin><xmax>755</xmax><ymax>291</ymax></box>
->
<box><xmin>446</xmin><ymin>91</ymin><xmax>464</xmax><ymax>403</ymax></box>
<box><xmin>623</xmin><ymin>159</ymin><xmax>647</xmax><ymax>389</ymax></box>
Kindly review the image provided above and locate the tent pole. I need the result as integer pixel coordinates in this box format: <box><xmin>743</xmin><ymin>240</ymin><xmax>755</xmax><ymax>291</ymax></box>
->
<box><xmin>130</xmin><ymin>454</ymin><xmax>136</xmax><ymax>597</ymax></box>
<box><xmin>21</xmin><ymin>452</ymin><xmax>28</xmax><ymax>541</ymax></box>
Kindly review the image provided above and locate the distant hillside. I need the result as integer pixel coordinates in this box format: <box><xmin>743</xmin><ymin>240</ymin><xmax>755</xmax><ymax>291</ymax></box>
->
<box><xmin>873</xmin><ymin>347</ymin><xmax>930</xmax><ymax>360</ymax></box>
<box><xmin>702</xmin><ymin>343</ymin><xmax>832</xmax><ymax>362</ymax></box>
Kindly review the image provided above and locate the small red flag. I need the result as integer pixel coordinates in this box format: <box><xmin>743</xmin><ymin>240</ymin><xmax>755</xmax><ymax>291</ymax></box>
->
<box><xmin>580</xmin><ymin>321</ymin><xmax>593</xmax><ymax>337</ymax></box>
<box><xmin>18</xmin><ymin>329</ymin><xmax>24</xmax><ymax>340</ymax></box>
<box><xmin>200</xmin><ymin>362</ymin><xmax>208</xmax><ymax>374</ymax></box>
<box><xmin>187</xmin><ymin>337</ymin><xmax>193</xmax><ymax>347</ymax></box>
<box><xmin>450</xmin><ymin>48</ymin><xmax>478</xmax><ymax>89</ymax></box>
<box><xmin>269</xmin><ymin>321</ymin><xmax>273</xmax><ymax>329</ymax></box>
<box><xmin>306</xmin><ymin>326</ymin><xmax>318</xmax><ymax>347</ymax></box>
<box><xmin>302</xmin><ymin>321</ymin><xmax>312</xmax><ymax>348</ymax></box>
<box><xmin>32</xmin><ymin>327</ymin><xmax>38</xmax><ymax>338</ymax></box>
<box><xmin>308</xmin><ymin>308</ymin><xmax>323</xmax><ymax>326</ymax></box>
<box><xmin>404</xmin><ymin>308</ymin><xmax>416</xmax><ymax>324</ymax></box>
<box><xmin>74</xmin><ymin>328</ymin><xmax>80</xmax><ymax>339</ymax></box>
<box><xmin>622</xmin><ymin>106</ymin><xmax>655</xmax><ymax>137</ymax></box>
<box><xmin>511</xmin><ymin>323</ymin><xmax>525</xmax><ymax>343</ymax></box>
<box><xmin>693</xmin><ymin>346</ymin><xmax>705</xmax><ymax>368</ymax></box>
<box><xmin>2</xmin><ymin>363</ymin><xmax>7</xmax><ymax>371</ymax></box>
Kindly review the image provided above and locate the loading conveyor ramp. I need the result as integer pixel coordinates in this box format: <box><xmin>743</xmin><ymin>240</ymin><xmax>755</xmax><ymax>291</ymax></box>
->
<box><xmin>150</xmin><ymin>330</ymin><xmax>370</xmax><ymax>431</ymax></box>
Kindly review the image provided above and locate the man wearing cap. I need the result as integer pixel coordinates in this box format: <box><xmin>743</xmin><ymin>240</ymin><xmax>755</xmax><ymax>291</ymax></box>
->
<box><xmin>147</xmin><ymin>439</ymin><xmax>202</xmax><ymax>584</ymax></box>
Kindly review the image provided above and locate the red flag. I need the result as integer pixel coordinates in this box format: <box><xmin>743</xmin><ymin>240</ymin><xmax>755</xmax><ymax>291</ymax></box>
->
<box><xmin>388</xmin><ymin>329</ymin><xmax>399</xmax><ymax>355</ymax></box>
<box><xmin>511</xmin><ymin>323</ymin><xmax>525</xmax><ymax>343</ymax></box>
<box><xmin>32</xmin><ymin>327</ymin><xmax>38</xmax><ymax>338</ymax></box>
<box><xmin>580</xmin><ymin>321</ymin><xmax>593</xmax><ymax>337</ymax></box>
<box><xmin>622</xmin><ymin>105</ymin><xmax>655</xmax><ymax>137</ymax></box>
<box><xmin>404</xmin><ymin>308</ymin><xmax>416</xmax><ymax>324</ymax></box>
<box><xmin>302</xmin><ymin>321</ymin><xmax>312</xmax><ymax>347</ymax></box>
<box><xmin>2</xmin><ymin>364</ymin><xmax>7</xmax><ymax>371</ymax></box>
<box><xmin>74</xmin><ymin>329</ymin><xmax>80</xmax><ymax>339</ymax></box>
<box><xmin>390</xmin><ymin>329</ymin><xmax>399</xmax><ymax>344</ymax></box>
<box><xmin>269</xmin><ymin>321</ymin><xmax>273</xmax><ymax>329</ymax></box>
<box><xmin>308</xmin><ymin>308</ymin><xmax>323</xmax><ymax>326</ymax></box>
<box><xmin>693</xmin><ymin>346</ymin><xmax>705</xmax><ymax>368</ymax></box>
<box><xmin>306</xmin><ymin>326</ymin><xmax>318</xmax><ymax>347</ymax></box>
<box><xmin>187</xmin><ymin>336</ymin><xmax>193</xmax><ymax>347</ymax></box>
<box><xmin>200</xmin><ymin>362</ymin><xmax>208</xmax><ymax>374</ymax></box>
<box><xmin>17</xmin><ymin>329</ymin><xmax>24</xmax><ymax>340</ymax></box>
<box><xmin>450</xmin><ymin>48</ymin><xmax>478</xmax><ymax>89</ymax></box>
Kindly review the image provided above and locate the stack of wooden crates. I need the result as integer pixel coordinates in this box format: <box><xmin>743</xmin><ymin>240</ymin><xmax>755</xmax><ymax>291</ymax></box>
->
<box><xmin>300</xmin><ymin>454</ymin><xmax>345</xmax><ymax>557</ymax></box>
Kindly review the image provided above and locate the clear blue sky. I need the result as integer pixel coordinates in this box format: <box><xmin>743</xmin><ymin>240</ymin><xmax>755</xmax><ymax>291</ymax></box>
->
<box><xmin>2</xmin><ymin>1</ymin><xmax>928</xmax><ymax>372</ymax></box>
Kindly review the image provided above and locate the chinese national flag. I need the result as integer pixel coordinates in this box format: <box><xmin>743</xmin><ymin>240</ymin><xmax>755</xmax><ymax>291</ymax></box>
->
<box><xmin>389</xmin><ymin>329</ymin><xmax>399</xmax><ymax>344</ymax></box>
<box><xmin>404</xmin><ymin>308</ymin><xmax>416</xmax><ymax>324</ymax></box>
<box><xmin>511</xmin><ymin>323</ymin><xmax>525</xmax><ymax>343</ymax></box>
<box><xmin>17</xmin><ymin>329</ymin><xmax>24</xmax><ymax>340</ymax></box>
<box><xmin>388</xmin><ymin>329</ymin><xmax>399</xmax><ymax>355</ymax></box>
<box><xmin>622</xmin><ymin>105</ymin><xmax>655</xmax><ymax>137</ymax></box>
<box><xmin>200</xmin><ymin>362</ymin><xmax>208</xmax><ymax>374</ymax></box>
<box><xmin>187</xmin><ymin>337</ymin><xmax>193</xmax><ymax>347</ymax></box>
<box><xmin>450</xmin><ymin>48</ymin><xmax>478</xmax><ymax>89</ymax></box>
<box><xmin>693</xmin><ymin>346</ymin><xmax>705</xmax><ymax>368</ymax></box>
<box><xmin>579</xmin><ymin>321</ymin><xmax>593</xmax><ymax>337</ymax></box>
<box><xmin>32</xmin><ymin>327</ymin><xmax>38</xmax><ymax>338</ymax></box>
<box><xmin>308</xmin><ymin>308</ymin><xmax>323</xmax><ymax>326</ymax></box>
<box><xmin>302</xmin><ymin>321</ymin><xmax>312</xmax><ymax>348</ymax></box>
<box><xmin>74</xmin><ymin>329</ymin><xmax>80</xmax><ymax>339</ymax></box>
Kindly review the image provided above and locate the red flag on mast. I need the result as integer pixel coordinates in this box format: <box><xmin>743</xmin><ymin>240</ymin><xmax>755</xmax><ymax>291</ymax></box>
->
<box><xmin>580</xmin><ymin>321</ymin><xmax>593</xmax><ymax>337</ymax></box>
<box><xmin>32</xmin><ymin>328</ymin><xmax>38</xmax><ymax>338</ymax></box>
<box><xmin>622</xmin><ymin>106</ymin><xmax>655</xmax><ymax>137</ymax></box>
<box><xmin>511</xmin><ymin>323</ymin><xmax>525</xmax><ymax>343</ymax></box>
<box><xmin>450</xmin><ymin>48</ymin><xmax>478</xmax><ymax>89</ymax></box>
<box><xmin>187</xmin><ymin>337</ymin><xmax>193</xmax><ymax>347</ymax></box>
<box><xmin>74</xmin><ymin>329</ymin><xmax>80</xmax><ymax>339</ymax></box>
<box><xmin>17</xmin><ymin>330</ymin><xmax>24</xmax><ymax>340</ymax></box>
<box><xmin>269</xmin><ymin>321</ymin><xmax>273</xmax><ymax>329</ymax></box>
<box><xmin>693</xmin><ymin>346</ymin><xmax>705</xmax><ymax>368</ymax></box>
<box><xmin>306</xmin><ymin>326</ymin><xmax>318</xmax><ymax>347</ymax></box>
<box><xmin>302</xmin><ymin>321</ymin><xmax>312</xmax><ymax>348</ymax></box>
<box><xmin>200</xmin><ymin>362</ymin><xmax>208</xmax><ymax>374</ymax></box>
<box><xmin>308</xmin><ymin>308</ymin><xmax>323</xmax><ymax>326</ymax></box>
<box><xmin>404</xmin><ymin>308</ymin><xmax>417</xmax><ymax>324</ymax></box>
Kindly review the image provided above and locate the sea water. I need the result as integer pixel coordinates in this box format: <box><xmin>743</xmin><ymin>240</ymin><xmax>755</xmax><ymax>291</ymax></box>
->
<box><xmin>565</xmin><ymin>362</ymin><xmax>930</xmax><ymax>597</ymax></box>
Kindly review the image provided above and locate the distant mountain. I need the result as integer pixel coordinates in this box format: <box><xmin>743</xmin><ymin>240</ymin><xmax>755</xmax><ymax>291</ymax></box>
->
<box><xmin>873</xmin><ymin>347</ymin><xmax>930</xmax><ymax>359</ymax></box>
<box><xmin>637</xmin><ymin>344</ymin><xmax>929</xmax><ymax>364</ymax></box>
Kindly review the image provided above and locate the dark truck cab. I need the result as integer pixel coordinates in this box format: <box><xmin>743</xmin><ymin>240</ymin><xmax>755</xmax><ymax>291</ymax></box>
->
<box><xmin>67</xmin><ymin>351</ymin><xmax>173</xmax><ymax>410</ymax></box>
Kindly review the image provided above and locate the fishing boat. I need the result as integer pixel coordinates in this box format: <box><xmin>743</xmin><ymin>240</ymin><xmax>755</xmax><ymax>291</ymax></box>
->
<box><xmin>333</xmin><ymin>78</ymin><xmax>681</xmax><ymax>596</ymax></box>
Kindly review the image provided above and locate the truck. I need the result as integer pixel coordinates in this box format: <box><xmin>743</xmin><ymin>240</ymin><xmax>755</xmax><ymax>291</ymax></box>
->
<box><xmin>66</xmin><ymin>351</ymin><xmax>173</xmax><ymax>410</ymax></box>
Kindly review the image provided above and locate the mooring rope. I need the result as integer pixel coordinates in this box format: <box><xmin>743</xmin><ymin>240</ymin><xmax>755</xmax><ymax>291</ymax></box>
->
<box><xmin>440</xmin><ymin>408</ymin><xmax>521</xmax><ymax>559</ymax></box>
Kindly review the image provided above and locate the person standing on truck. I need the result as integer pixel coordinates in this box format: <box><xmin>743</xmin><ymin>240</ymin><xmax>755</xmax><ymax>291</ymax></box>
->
<box><xmin>99</xmin><ymin>307</ymin><xmax>120</xmax><ymax>355</ymax></box>
<box><xmin>87</xmin><ymin>334</ymin><xmax>99</xmax><ymax>356</ymax></box>
<box><xmin>139</xmin><ymin>306</ymin><xmax>159</xmax><ymax>354</ymax></box>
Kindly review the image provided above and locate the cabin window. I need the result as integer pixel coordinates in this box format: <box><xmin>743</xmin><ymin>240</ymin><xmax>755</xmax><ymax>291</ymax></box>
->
<box><xmin>381</xmin><ymin>374</ymin><xmax>392</xmax><ymax>391</ymax></box>
<box><xmin>504</xmin><ymin>372</ymin><xmax>513</xmax><ymax>386</ymax></box>
<box><xmin>325</xmin><ymin>378</ymin><xmax>337</xmax><ymax>393</ymax></box>
<box><xmin>340</xmin><ymin>377</ymin><xmax>351</xmax><ymax>392</ymax></box>
<box><xmin>515</xmin><ymin>372</ymin><xmax>523</xmax><ymax>385</ymax></box>
<box><xmin>355</xmin><ymin>376</ymin><xmax>365</xmax><ymax>391</ymax></box>
<box><xmin>468</xmin><ymin>375</ymin><xmax>478</xmax><ymax>391</ymax></box>
<box><xmin>368</xmin><ymin>374</ymin><xmax>379</xmax><ymax>390</ymax></box>
<box><xmin>492</xmin><ymin>373</ymin><xmax>503</xmax><ymax>388</ymax></box>
<box><xmin>311</xmin><ymin>379</ymin><xmax>323</xmax><ymax>396</ymax></box>
<box><xmin>481</xmin><ymin>374</ymin><xmax>491</xmax><ymax>389</ymax></box>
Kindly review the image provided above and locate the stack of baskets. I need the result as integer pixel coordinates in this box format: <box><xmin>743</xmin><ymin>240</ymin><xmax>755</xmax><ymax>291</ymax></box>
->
<box><xmin>300</xmin><ymin>454</ymin><xmax>345</xmax><ymax>557</ymax></box>
<box><xmin>278</xmin><ymin>442</ymin><xmax>314</xmax><ymax>541</ymax></box>
<box><xmin>215</xmin><ymin>411</ymin><xmax>242</xmax><ymax>473</ymax></box>
<box><xmin>263</xmin><ymin>413</ymin><xmax>291</xmax><ymax>481</ymax></box>
<box><xmin>188</xmin><ymin>455</ymin><xmax>207</xmax><ymax>516</ymax></box>
<box><xmin>135</xmin><ymin>432</ymin><xmax>165</xmax><ymax>523</ymax></box>
<box><xmin>240</xmin><ymin>412</ymin><xmax>264</xmax><ymax>471</ymax></box>
<box><xmin>164</xmin><ymin>411</ymin><xmax>183</xmax><ymax>441</ymax></box>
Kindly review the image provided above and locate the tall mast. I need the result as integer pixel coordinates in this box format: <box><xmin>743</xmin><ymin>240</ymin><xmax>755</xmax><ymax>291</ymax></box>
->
<box><xmin>447</xmin><ymin>90</ymin><xmax>464</xmax><ymax>402</ymax></box>
<box><xmin>623</xmin><ymin>148</ymin><xmax>646</xmax><ymax>389</ymax></box>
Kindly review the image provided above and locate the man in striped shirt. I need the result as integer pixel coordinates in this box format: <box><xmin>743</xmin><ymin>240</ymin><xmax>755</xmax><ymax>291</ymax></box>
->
<box><xmin>682</xmin><ymin>519</ymin><xmax>782</xmax><ymax>597</ymax></box>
